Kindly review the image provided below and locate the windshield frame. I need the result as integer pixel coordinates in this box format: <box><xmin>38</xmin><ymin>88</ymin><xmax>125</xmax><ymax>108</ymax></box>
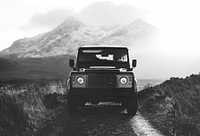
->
<box><xmin>76</xmin><ymin>47</ymin><xmax>130</xmax><ymax>69</ymax></box>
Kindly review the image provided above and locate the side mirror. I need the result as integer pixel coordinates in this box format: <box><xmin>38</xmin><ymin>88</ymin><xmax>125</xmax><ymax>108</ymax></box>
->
<box><xmin>132</xmin><ymin>59</ymin><xmax>137</xmax><ymax>67</ymax></box>
<box><xmin>69</xmin><ymin>59</ymin><xmax>74</xmax><ymax>68</ymax></box>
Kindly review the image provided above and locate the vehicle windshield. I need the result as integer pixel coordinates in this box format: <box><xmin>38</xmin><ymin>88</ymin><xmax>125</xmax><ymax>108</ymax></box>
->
<box><xmin>77</xmin><ymin>48</ymin><xmax>130</xmax><ymax>69</ymax></box>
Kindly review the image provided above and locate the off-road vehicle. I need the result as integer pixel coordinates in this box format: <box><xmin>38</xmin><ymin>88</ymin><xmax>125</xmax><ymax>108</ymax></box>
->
<box><xmin>67</xmin><ymin>45</ymin><xmax>137</xmax><ymax>115</ymax></box>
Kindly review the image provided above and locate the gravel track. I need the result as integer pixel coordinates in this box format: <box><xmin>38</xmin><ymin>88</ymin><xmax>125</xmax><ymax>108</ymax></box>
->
<box><xmin>36</xmin><ymin>102</ymin><xmax>163</xmax><ymax>136</ymax></box>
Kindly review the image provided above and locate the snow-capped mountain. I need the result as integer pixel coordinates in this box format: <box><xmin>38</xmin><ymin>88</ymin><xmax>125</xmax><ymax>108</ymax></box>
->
<box><xmin>0</xmin><ymin>17</ymin><xmax>158</xmax><ymax>58</ymax></box>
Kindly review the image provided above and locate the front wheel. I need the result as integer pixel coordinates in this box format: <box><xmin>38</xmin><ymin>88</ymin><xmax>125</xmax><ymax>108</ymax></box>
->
<box><xmin>127</xmin><ymin>95</ymin><xmax>137</xmax><ymax>116</ymax></box>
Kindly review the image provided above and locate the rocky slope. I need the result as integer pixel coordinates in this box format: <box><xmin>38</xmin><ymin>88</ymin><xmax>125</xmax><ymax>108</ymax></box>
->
<box><xmin>0</xmin><ymin>17</ymin><xmax>158</xmax><ymax>58</ymax></box>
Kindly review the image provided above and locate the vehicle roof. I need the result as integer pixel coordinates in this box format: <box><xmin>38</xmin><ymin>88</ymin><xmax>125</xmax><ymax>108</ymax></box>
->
<box><xmin>79</xmin><ymin>45</ymin><xmax>128</xmax><ymax>49</ymax></box>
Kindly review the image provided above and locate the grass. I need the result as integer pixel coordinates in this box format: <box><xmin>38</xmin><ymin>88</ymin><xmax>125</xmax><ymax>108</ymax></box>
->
<box><xmin>0</xmin><ymin>80</ymin><xmax>66</xmax><ymax>136</ymax></box>
<box><xmin>138</xmin><ymin>74</ymin><xmax>200</xmax><ymax>136</ymax></box>
<box><xmin>0</xmin><ymin>92</ymin><xmax>28</xmax><ymax>136</ymax></box>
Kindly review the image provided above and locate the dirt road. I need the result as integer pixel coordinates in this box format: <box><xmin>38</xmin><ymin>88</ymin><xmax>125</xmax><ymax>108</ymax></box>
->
<box><xmin>36</xmin><ymin>102</ymin><xmax>164</xmax><ymax>136</ymax></box>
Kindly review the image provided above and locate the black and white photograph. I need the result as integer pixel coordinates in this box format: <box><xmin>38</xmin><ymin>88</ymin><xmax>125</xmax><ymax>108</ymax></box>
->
<box><xmin>0</xmin><ymin>0</ymin><xmax>200</xmax><ymax>135</ymax></box>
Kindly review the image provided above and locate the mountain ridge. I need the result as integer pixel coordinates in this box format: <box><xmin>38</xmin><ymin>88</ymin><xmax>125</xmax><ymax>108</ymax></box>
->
<box><xmin>0</xmin><ymin>17</ymin><xmax>158</xmax><ymax>58</ymax></box>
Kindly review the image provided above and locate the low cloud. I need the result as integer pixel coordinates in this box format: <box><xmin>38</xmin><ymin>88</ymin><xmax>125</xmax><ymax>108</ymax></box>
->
<box><xmin>21</xmin><ymin>1</ymin><xmax>145</xmax><ymax>32</ymax></box>
<box><xmin>21</xmin><ymin>8</ymin><xmax>76</xmax><ymax>31</ymax></box>
<box><xmin>78</xmin><ymin>2</ymin><xmax>145</xmax><ymax>26</ymax></box>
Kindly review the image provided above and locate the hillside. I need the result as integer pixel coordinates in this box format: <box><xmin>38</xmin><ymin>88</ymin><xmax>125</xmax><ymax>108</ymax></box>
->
<box><xmin>0</xmin><ymin>55</ymin><xmax>74</xmax><ymax>81</ymax></box>
<box><xmin>138</xmin><ymin>74</ymin><xmax>200</xmax><ymax>135</ymax></box>
<box><xmin>0</xmin><ymin>17</ymin><xmax>158</xmax><ymax>58</ymax></box>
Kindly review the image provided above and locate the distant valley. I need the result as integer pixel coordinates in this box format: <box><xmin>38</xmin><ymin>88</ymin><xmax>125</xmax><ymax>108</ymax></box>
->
<box><xmin>0</xmin><ymin>55</ymin><xmax>74</xmax><ymax>81</ymax></box>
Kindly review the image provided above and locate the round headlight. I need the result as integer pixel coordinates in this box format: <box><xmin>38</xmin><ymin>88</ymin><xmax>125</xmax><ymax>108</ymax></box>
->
<box><xmin>77</xmin><ymin>77</ymin><xmax>85</xmax><ymax>85</ymax></box>
<box><xmin>120</xmin><ymin>77</ymin><xmax>128</xmax><ymax>85</ymax></box>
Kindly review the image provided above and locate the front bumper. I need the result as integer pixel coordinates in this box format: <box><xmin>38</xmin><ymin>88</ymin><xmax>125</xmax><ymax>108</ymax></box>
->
<box><xmin>69</xmin><ymin>88</ymin><xmax>136</xmax><ymax>96</ymax></box>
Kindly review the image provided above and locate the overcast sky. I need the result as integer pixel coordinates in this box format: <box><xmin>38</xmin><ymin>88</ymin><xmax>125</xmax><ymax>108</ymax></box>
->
<box><xmin>0</xmin><ymin>0</ymin><xmax>200</xmax><ymax>78</ymax></box>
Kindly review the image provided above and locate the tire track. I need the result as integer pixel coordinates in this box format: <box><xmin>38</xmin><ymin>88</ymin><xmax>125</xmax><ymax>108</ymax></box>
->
<box><xmin>36</xmin><ymin>103</ymin><xmax>165</xmax><ymax>136</ymax></box>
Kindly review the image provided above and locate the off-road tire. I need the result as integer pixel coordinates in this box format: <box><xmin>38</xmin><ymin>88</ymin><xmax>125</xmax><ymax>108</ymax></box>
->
<box><xmin>127</xmin><ymin>95</ymin><xmax>137</xmax><ymax>116</ymax></box>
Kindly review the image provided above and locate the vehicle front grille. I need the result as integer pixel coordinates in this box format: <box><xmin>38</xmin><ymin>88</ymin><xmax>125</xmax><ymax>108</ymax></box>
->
<box><xmin>88</xmin><ymin>73</ymin><xmax>116</xmax><ymax>88</ymax></box>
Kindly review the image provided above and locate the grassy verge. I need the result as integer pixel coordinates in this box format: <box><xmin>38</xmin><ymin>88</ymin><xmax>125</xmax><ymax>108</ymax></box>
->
<box><xmin>138</xmin><ymin>74</ymin><xmax>200</xmax><ymax>136</ymax></box>
<box><xmin>0</xmin><ymin>80</ymin><xmax>66</xmax><ymax>136</ymax></box>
